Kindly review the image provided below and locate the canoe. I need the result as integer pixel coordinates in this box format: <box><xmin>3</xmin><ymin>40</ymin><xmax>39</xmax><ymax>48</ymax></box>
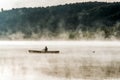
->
<box><xmin>28</xmin><ymin>50</ymin><xmax>60</xmax><ymax>54</ymax></box>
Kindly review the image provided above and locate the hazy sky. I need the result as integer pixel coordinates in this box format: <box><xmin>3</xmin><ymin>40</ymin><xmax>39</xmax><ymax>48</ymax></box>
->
<box><xmin>0</xmin><ymin>0</ymin><xmax>120</xmax><ymax>10</ymax></box>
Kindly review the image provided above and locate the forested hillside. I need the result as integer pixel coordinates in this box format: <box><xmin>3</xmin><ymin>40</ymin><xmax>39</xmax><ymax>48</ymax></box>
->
<box><xmin>0</xmin><ymin>2</ymin><xmax>120</xmax><ymax>40</ymax></box>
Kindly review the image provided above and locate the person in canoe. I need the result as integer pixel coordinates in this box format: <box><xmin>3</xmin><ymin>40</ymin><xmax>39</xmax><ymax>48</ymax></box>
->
<box><xmin>44</xmin><ymin>46</ymin><xmax>48</xmax><ymax>52</ymax></box>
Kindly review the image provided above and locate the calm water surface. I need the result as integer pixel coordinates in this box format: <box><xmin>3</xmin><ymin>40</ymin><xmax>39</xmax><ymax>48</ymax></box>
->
<box><xmin>0</xmin><ymin>41</ymin><xmax>120</xmax><ymax>80</ymax></box>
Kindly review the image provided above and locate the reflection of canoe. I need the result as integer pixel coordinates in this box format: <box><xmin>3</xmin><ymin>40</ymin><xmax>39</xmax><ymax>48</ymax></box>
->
<box><xmin>28</xmin><ymin>50</ymin><xmax>59</xmax><ymax>54</ymax></box>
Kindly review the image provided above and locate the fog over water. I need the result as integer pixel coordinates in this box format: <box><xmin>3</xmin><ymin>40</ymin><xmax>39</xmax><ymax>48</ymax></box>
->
<box><xmin>0</xmin><ymin>0</ymin><xmax>120</xmax><ymax>79</ymax></box>
<box><xmin>0</xmin><ymin>41</ymin><xmax>120</xmax><ymax>80</ymax></box>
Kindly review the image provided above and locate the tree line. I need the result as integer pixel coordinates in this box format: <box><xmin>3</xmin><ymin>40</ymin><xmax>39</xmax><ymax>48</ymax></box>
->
<box><xmin>0</xmin><ymin>2</ymin><xmax>120</xmax><ymax>40</ymax></box>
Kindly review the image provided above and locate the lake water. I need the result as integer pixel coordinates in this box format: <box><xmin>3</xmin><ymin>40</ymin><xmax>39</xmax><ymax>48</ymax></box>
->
<box><xmin>0</xmin><ymin>41</ymin><xmax>120</xmax><ymax>80</ymax></box>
